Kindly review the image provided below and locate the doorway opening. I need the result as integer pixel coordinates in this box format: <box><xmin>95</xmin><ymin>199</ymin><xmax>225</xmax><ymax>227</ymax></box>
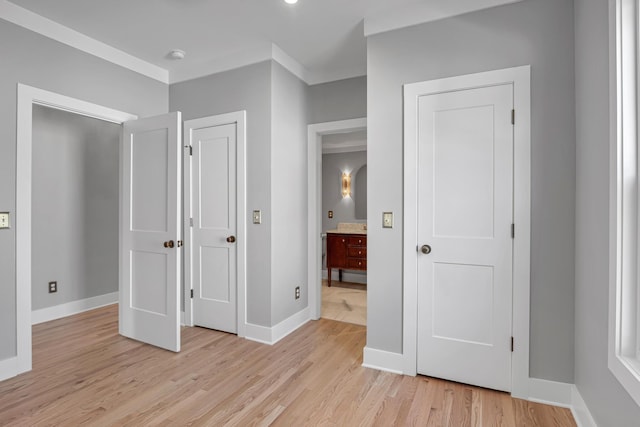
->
<box><xmin>14</xmin><ymin>84</ymin><xmax>136</xmax><ymax>378</ymax></box>
<box><xmin>307</xmin><ymin>118</ymin><xmax>367</xmax><ymax>322</ymax></box>
<box><xmin>321</xmin><ymin>131</ymin><xmax>367</xmax><ymax>326</ymax></box>
<box><xmin>31</xmin><ymin>105</ymin><xmax>121</xmax><ymax>324</ymax></box>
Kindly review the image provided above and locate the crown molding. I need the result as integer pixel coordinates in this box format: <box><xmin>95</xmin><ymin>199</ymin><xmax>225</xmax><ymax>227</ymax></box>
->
<box><xmin>0</xmin><ymin>0</ymin><xmax>363</xmax><ymax>87</ymax></box>
<box><xmin>0</xmin><ymin>0</ymin><xmax>169</xmax><ymax>83</ymax></box>
<box><xmin>364</xmin><ymin>0</ymin><xmax>524</xmax><ymax>37</ymax></box>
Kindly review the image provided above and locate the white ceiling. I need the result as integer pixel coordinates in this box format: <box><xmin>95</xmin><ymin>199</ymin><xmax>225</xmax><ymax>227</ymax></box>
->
<box><xmin>3</xmin><ymin>0</ymin><xmax>523</xmax><ymax>85</ymax></box>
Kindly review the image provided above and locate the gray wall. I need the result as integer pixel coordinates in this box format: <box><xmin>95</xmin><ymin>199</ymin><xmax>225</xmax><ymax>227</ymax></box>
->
<box><xmin>367</xmin><ymin>0</ymin><xmax>576</xmax><ymax>382</ymax></box>
<box><xmin>32</xmin><ymin>105</ymin><xmax>120</xmax><ymax>310</ymax></box>
<box><xmin>322</xmin><ymin>151</ymin><xmax>367</xmax><ymax>232</ymax></box>
<box><xmin>270</xmin><ymin>62</ymin><xmax>310</xmax><ymax>325</ymax></box>
<box><xmin>308</xmin><ymin>76</ymin><xmax>367</xmax><ymax>124</ymax></box>
<box><xmin>0</xmin><ymin>20</ymin><xmax>168</xmax><ymax>362</ymax></box>
<box><xmin>574</xmin><ymin>0</ymin><xmax>640</xmax><ymax>424</ymax></box>
<box><xmin>170</xmin><ymin>61</ymin><xmax>273</xmax><ymax>326</ymax></box>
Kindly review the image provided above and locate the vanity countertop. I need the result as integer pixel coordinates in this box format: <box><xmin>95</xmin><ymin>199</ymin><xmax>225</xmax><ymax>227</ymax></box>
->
<box><xmin>326</xmin><ymin>223</ymin><xmax>367</xmax><ymax>235</ymax></box>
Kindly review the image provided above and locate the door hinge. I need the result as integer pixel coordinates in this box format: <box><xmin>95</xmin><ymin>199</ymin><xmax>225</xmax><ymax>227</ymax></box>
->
<box><xmin>189</xmin><ymin>217</ymin><xmax>194</xmax><ymax>227</ymax></box>
<box><xmin>185</xmin><ymin>145</ymin><xmax>192</xmax><ymax>156</ymax></box>
<box><xmin>511</xmin><ymin>223</ymin><xmax>515</xmax><ymax>239</ymax></box>
<box><xmin>190</xmin><ymin>289</ymin><xmax>194</xmax><ymax>299</ymax></box>
<box><xmin>511</xmin><ymin>336</ymin><xmax>514</xmax><ymax>352</ymax></box>
<box><xmin>511</xmin><ymin>109</ymin><xmax>515</xmax><ymax>125</ymax></box>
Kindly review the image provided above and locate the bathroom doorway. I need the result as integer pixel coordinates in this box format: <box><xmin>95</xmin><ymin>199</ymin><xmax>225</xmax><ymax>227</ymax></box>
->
<box><xmin>307</xmin><ymin>118</ymin><xmax>367</xmax><ymax>326</ymax></box>
<box><xmin>321</xmin><ymin>136</ymin><xmax>367</xmax><ymax>326</ymax></box>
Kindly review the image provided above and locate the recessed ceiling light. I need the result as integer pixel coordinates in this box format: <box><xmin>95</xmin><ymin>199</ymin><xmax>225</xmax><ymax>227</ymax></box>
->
<box><xmin>168</xmin><ymin>49</ymin><xmax>186</xmax><ymax>60</ymax></box>
<box><xmin>284</xmin><ymin>0</ymin><xmax>298</xmax><ymax>4</ymax></box>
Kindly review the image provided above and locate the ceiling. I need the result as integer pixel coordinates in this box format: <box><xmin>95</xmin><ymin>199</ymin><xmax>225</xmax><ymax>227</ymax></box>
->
<box><xmin>3</xmin><ymin>0</ymin><xmax>523</xmax><ymax>84</ymax></box>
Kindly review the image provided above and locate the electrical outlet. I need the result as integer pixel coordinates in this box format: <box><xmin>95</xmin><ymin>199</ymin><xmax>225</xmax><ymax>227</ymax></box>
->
<box><xmin>383</xmin><ymin>212</ymin><xmax>393</xmax><ymax>228</ymax></box>
<box><xmin>0</xmin><ymin>212</ymin><xmax>9</xmax><ymax>229</ymax></box>
<box><xmin>252</xmin><ymin>210</ymin><xmax>262</xmax><ymax>224</ymax></box>
<box><xmin>295</xmin><ymin>286</ymin><xmax>301</xmax><ymax>300</ymax></box>
<box><xmin>48</xmin><ymin>281</ymin><xmax>57</xmax><ymax>293</ymax></box>
<box><xmin>328</xmin><ymin>211</ymin><xmax>333</xmax><ymax>219</ymax></box>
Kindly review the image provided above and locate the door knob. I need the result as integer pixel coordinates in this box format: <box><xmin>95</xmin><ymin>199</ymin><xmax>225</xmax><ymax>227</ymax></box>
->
<box><xmin>421</xmin><ymin>244</ymin><xmax>431</xmax><ymax>255</ymax></box>
<box><xmin>164</xmin><ymin>240</ymin><xmax>175</xmax><ymax>248</ymax></box>
<box><xmin>227</xmin><ymin>235</ymin><xmax>236</xmax><ymax>243</ymax></box>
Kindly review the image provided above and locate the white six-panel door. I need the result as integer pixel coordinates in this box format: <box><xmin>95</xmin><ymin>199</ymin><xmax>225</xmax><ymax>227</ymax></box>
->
<box><xmin>190</xmin><ymin>122</ymin><xmax>238</xmax><ymax>333</ymax></box>
<box><xmin>416</xmin><ymin>84</ymin><xmax>514</xmax><ymax>391</ymax></box>
<box><xmin>120</xmin><ymin>112</ymin><xmax>182</xmax><ymax>352</ymax></box>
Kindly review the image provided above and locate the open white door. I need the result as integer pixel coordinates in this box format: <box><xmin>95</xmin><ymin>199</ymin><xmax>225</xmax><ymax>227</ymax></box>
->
<box><xmin>120</xmin><ymin>112</ymin><xmax>182</xmax><ymax>352</ymax></box>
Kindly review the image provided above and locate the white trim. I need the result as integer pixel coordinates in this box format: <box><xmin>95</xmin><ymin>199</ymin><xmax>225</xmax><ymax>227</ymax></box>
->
<box><xmin>0</xmin><ymin>0</ymin><xmax>168</xmax><ymax>83</ymax></box>
<box><xmin>362</xmin><ymin>347</ymin><xmax>404</xmax><ymax>375</ymax></box>
<box><xmin>528</xmin><ymin>378</ymin><xmax>573</xmax><ymax>408</ymax></box>
<box><xmin>402</xmin><ymin>66</ymin><xmax>531</xmax><ymax>398</ymax></box>
<box><xmin>571</xmin><ymin>385</ymin><xmax>599</xmax><ymax>427</ymax></box>
<box><xmin>0</xmin><ymin>357</ymin><xmax>20</xmax><ymax>382</ymax></box>
<box><xmin>183</xmin><ymin>111</ymin><xmax>247</xmax><ymax>337</ymax></box>
<box><xmin>244</xmin><ymin>307</ymin><xmax>310</xmax><ymax>345</ymax></box>
<box><xmin>14</xmin><ymin>83</ymin><xmax>136</xmax><ymax>381</ymax></box>
<box><xmin>271</xmin><ymin>44</ymin><xmax>311</xmax><ymax>84</ymax></box>
<box><xmin>363</xmin><ymin>0</ymin><xmax>524</xmax><ymax>37</ymax></box>
<box><xmin>307</xmin><ymin>118</ymin><xmax>368</xmax><ymax>320</ymax></box>
<box><xmin>32</xmin><ymin>292</ymin><xmax>118</xmax><ymax>325</ymax></box>
<box><xmin>608</xmin><ymin>0</ymin><xmax>640</xmax><ymax>407</ymax></box>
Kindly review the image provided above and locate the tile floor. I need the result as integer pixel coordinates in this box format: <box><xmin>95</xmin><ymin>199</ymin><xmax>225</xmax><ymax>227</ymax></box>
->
<box><xmin>321</xmin><ymin>279</ymin><xmax>366</xmax><ymax>326</ymax></box>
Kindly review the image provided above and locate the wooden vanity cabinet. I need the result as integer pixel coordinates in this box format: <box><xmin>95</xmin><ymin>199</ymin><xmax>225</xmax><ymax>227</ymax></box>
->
<box><xmin>326</xmin><ymin>233</ymin><xmax>367</xmax><ymax>286</ymax></box>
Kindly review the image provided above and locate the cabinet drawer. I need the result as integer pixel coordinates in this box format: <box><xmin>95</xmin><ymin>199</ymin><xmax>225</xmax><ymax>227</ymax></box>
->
<box><xmin>347</xmin><ymin>236</ymin><xmax>366</xmax><ymax>246</ymax></box>
<box><xmin>347</xmin><ymin>258</ymin><xmax>367</xmax><ymax>269</ymax></box>
<box><xmin>347</xmin><ymin>246</ymin><xmax>367</xmax><ymax>258</ymax></box>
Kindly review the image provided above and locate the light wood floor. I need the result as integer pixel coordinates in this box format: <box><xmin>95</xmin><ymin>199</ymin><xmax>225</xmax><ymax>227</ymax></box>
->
<box><xmin>0</xmin><ymin>305</ymin><xmax>576</xmax><ymax>426</ymax></box>
<box><xmin>321</xmin><ymin>280</ymin><xmax>367</xmax><ymax>326</ymax></box>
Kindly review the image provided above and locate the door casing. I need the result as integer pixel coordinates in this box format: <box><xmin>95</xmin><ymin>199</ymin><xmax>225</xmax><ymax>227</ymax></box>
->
<box><xmin>182</xmin><ymin>111</ymin><xmax>247</xmax><ymax>337</ymax></box>
<box><xmin>9</xmin><ymin>84</ymin><xmax>136</xmax><ymax>381</ymax></box>
<box><xmin>403</xmin><ymin>66</ymin><xmax>531</xmax><ymax>398</ymax></box>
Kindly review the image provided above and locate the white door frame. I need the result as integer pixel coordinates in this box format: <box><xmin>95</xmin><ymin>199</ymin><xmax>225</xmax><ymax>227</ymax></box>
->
<box><xmin>183</xmin><ymin>111</ymin><xmax>247</xmax><ymax>337</ymax></box>
<box><xmin>307</xmin><ymin>117</ymin><xmax>367</xmax><ymax>320</ymax></box>
<box><xmin>403</xmin><ymin>66</ymin><xmax>531</xmax><ymax>398</ymax></box>
<box><xmin>9</xmin><ymin>84</ymin><xmax>136</xmax><ymax>380</ymax></box>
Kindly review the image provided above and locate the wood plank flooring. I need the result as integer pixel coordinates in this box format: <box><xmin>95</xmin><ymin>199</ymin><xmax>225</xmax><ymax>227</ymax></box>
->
<box><xmin>0</xmin><ymin>305</ymin><xmax>576</xmax><ymax>426</ymax></box>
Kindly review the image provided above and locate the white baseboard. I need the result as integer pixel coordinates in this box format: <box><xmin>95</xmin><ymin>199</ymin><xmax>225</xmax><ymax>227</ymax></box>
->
<box><xmin>245</xmin><ymin>307</ymin><xmax>310</xmax><ymax>345</ymax></box>
<box><xmin>32</xmin><ymin>292</ymin><xmax>118</xmax><ymax>325</ymax></box>
<box><xmin>528</xmin><ymin>378</ymin><xmax>573</xmax><ymax>407</ymax></box>
<box><xmin>322</xmin><ymin>269</ymin><xmax>367</xmax><ymax>285</ymax></box>
<box><xmin>0</xmin><ymin>356</ymin><xmax>19</xmax><ymax>382</ymax></box>
<box><xmin>362</xmin><ymin>347</ymin><xmax>404</xmax><ymax>374</ymax></box>
<box><xmin>571</xmin><ymin>385</ymin><xmax>598</xmax><ymax>427</ymax></box>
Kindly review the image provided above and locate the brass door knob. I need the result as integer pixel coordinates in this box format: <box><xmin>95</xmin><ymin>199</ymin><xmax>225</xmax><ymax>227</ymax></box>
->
<box><xmin>164</xmin><ymin>240</ymin><xmax>175</xmax><ymax>248</ymax></box>
<box><xmin>421</xmin><ymin>244</ymin><xmax>431</xmax><ymax>255</ymax></box>
<box><xmin>227</xmin><ymin>235</ymin><xmax>236</xmax><ymax>243</ymax></box>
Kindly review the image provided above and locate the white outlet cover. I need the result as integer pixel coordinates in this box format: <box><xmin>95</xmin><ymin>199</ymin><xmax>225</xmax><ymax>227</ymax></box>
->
<box><xmin>383</xmin><ymin>212</ymin><xmax>393</xmax><ymax>228</ymax></box>
<box><xmin>252</xmin><ymin>210</ymin><xmax>262</xmax><ymax>224</ymax></box>
<box><xmin>0</xmin><ymin>212</ymin><xmax>9</xmax><ymax>229</ymax></box>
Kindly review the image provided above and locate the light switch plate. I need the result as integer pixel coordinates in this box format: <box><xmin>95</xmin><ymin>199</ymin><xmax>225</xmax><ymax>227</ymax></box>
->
<box><xmin>252</xmin><ymin>210</ymin><xmax>262</xmax><ymax>224</ymax></box>
<box><xmin>382</xmin><ymin>212</ymin><xmax>393</xmax><ymax>228</ymax></box>
<box><xmin>0</xmin><ymin>212</ymin><xmax>9</xmax><ymax>229</ymax></box>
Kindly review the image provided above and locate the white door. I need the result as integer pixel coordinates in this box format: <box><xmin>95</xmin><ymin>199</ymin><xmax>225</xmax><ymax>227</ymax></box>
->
<box><xmin>189</xmin><ymin>122</ymin><xmax>237</xmax><ymax>333</ymax></box>
<box><xmin>120</xmin><ymin>112</ymin><xmax>182</xmax><ymax>352</ymax></box>
<box><xmin>416</xmin><ymin>84</ymin><xmax>513</xmax><ymax>391</ymax></box>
